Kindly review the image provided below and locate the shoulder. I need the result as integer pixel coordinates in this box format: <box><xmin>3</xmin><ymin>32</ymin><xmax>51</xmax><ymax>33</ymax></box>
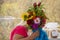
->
<box><xmin>14</xmin><ymin>25</ymin><xmax>28</xmax><ymax>37</ymax></box>
<box><xmin>15</xmin><ymin>25</ymin><xmax>27</xmax><ymax>30</ymax></box>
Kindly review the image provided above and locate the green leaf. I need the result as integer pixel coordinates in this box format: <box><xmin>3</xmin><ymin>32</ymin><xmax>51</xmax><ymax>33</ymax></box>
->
<box><xmin>39</xmin><ymin>4</ymin><xmax>44</xmax><ymax>10</ymax></box>
<box><xmin>27</xmin><ymin>26</ymin><xmax>32</xmax><ymax>29</ymax></box>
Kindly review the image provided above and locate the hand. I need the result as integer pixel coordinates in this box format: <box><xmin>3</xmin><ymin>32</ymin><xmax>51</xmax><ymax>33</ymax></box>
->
<box><xmin>29</xmin><ymin>30</ymin><xmax>39</xmax><ymax>40</ymax></box>
<box><xmin>32</xmin><ymin>28</ymin><xmax>39</xmax><ymax>32</ymax></box>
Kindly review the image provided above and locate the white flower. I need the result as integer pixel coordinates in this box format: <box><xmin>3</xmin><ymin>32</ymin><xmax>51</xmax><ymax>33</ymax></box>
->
<box><xmin>34</xmin><ymin>17</ymin><xmax>41</xmax><ymax>24</ymax></box>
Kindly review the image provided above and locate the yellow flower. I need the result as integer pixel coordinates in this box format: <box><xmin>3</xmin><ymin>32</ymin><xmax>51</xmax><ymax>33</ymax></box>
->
<box><xmin>21</xmin><ymin>12</ymin><xmax>29</xmax><ymax>20</ymax></box>
<box><xmin>20</xmin><ymin>12</ymin><xmax>36</xmax><ymax>20</ymax></box>
<box><xmin>28</xmin><ymin>16</ymin><xmax>33</xmax><ymax>20</ymax></box>
<box><xmin>27</xmin><ymin>12</ymin><xmax>36</xmax><ymax>20</ymax></box>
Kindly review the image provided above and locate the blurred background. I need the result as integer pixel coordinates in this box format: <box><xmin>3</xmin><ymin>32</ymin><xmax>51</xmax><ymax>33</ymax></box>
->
<box><xmin>0</xmin><ymin>0</ymin><xmax>60</xmax><ymax>40</ymax></box>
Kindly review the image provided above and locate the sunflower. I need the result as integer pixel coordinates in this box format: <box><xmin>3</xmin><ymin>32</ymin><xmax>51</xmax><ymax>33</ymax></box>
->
<box><xmin>21</xmin><ymin>12</ymin><xmax>29</xmax><ymax>20</ymax></box>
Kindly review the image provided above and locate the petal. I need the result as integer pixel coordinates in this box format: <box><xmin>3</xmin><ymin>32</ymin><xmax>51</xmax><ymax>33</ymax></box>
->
<box><xmin>34</xmin><ymin>17</ymin><xmax>41</xmax><ymax>24</ymax></box>
<box><xmin>32</xmin><ymin>24</ymin><xmax>39</xmax><ymax>30</ymax></box>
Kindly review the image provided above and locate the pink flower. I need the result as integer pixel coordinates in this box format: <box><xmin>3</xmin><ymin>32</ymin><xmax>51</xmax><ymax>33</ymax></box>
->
<box><xmin>34</xmin><ymin>17</ymin><xmax>41</xmax><ymax>24</ymax></box>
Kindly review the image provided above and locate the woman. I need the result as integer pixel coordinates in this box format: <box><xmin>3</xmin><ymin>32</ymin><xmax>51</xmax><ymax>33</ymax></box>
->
<box><xmin>10</xmin><ymin>20</ymin><xmax>48</xmax><ymax>40</ymax></box>
<box><xmin>33</xmin><ymin>28</ymin><xmax>49</xmax><ymax>40</ymax></box>
<box><xmin>10</xmin><ymin>2</ymin><xmax>49</xmax><ymax>40</ymax></box>
<box><xmin>10</xmin><ymin>21</ymin><xmax>39</xmax><ymax>40</ymax></box>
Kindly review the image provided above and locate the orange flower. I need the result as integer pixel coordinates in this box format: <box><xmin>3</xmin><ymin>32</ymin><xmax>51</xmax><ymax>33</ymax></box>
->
<box><xmin>32</xmin><ymin>16</ymin><xmax>36</xmax><ymax>20</ymax></box>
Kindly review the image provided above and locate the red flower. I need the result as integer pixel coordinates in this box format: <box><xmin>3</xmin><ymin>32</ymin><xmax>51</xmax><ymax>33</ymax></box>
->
<box><xmin>41</xmin><ymin>24</ymin><xmax>45</xmax><ymax>28</ymax></box>
<box><xmin>33</xmin><ymin>2</ymin><xmax>37</xmax><ymax>7</ymax></box>
<box><xmin>38</xmin><ymin>2</ymin><xmax>41</xmax><ymax>6</ymax></box>
<box><xmin>41</xmin><ymin>19</ymin><xmax>46</xmax><ymax>27</ymax></box>
<box><xmin>27</xmin><ymin>19</ymin><xmax>34</xmax><ymax>25</ymax></box>
<box><xmin>42</xmin><ymin>19</ymin><xmax>46</xmax><ymax>24</ymax></box>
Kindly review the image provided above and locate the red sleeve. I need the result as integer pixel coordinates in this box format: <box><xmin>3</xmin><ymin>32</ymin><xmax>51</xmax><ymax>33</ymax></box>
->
<box><xmin>15</xmin><ymin>26</ymin><xmax>28</xmax><ymax>37</ymax></box>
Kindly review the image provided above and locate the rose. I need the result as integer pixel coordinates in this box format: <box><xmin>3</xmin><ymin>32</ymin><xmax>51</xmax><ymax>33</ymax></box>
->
<box><xmin>33</xmin><ymin>2</ymin><xmax>37</xmax><ymax>7</ymax></box>
<box><xmin>27</xmin><ymin>19</ymin><xmax>34</xmax><ymax>25</ymax></box>
<box><xmin>38</xmin><ymin>2</ymin><xmax>41</xmax><ymax>7</ymax></box>
<box><xmin>41</xmin><ymin>19</ymin><xmax>46</xmax><ymax>27</ymax></box>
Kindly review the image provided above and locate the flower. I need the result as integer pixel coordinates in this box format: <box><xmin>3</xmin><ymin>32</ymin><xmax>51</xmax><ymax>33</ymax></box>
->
<box><xmin>32</xmin><ymin>24</ymin><xmax>39</xmax><ymax>30</ymax></box>
<box><xmin>28</xmin><ymin>12</ymin><xmax>36</xmax><ymax>20</ymax></box>
<box><xmin>27</xmin><ymin>19</ymin><xmax>33</xmax><ymax>25</ymax></box>
<box><xmin>41</xmin><ymin>19</ymin><xmax>46</xmax><ymax>27</ymax></box>
<box><xmin>38</xmin><ymin>2</ymin><xmax>41</xmax><ymax>6</ymax></box>
<box><xmin>32</xmin><ymin>16</ymin><xmax>36</xmax><ymax>20</ymax></box>
<box><xmin>21</xmin><ymin>12</ymin><xmax>29</xmax><ymax>20</ymax></box>
<box><xmin>42</xmin><ymin>19</ymin><xmax>46</xmax><ymax>24</ymax></box>
<box><xmin>34</xmin><ymin>17</ymin><xmax>41</xmax><ymax>24</ymax></box>
<box><xmin>33</xmin><ymin>2</ymin><xmax>37</xmax><ymax>7</ymax></box>
<box><xmin>28</xmin><ymin>16</ymin><xmax>33</xmax><ymax>20</ymax></box>
<box><xmin>41</xmin><ymin>24</ymin><xmax>45</xmax><ymax>28</ymax></box>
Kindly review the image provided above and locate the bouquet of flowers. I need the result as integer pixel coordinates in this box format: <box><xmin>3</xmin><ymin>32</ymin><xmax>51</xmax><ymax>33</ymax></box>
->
<box><xmin>21</xmin><ymin>2</ymin><xmax>48</xmax><ymax>30</ymax></box>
